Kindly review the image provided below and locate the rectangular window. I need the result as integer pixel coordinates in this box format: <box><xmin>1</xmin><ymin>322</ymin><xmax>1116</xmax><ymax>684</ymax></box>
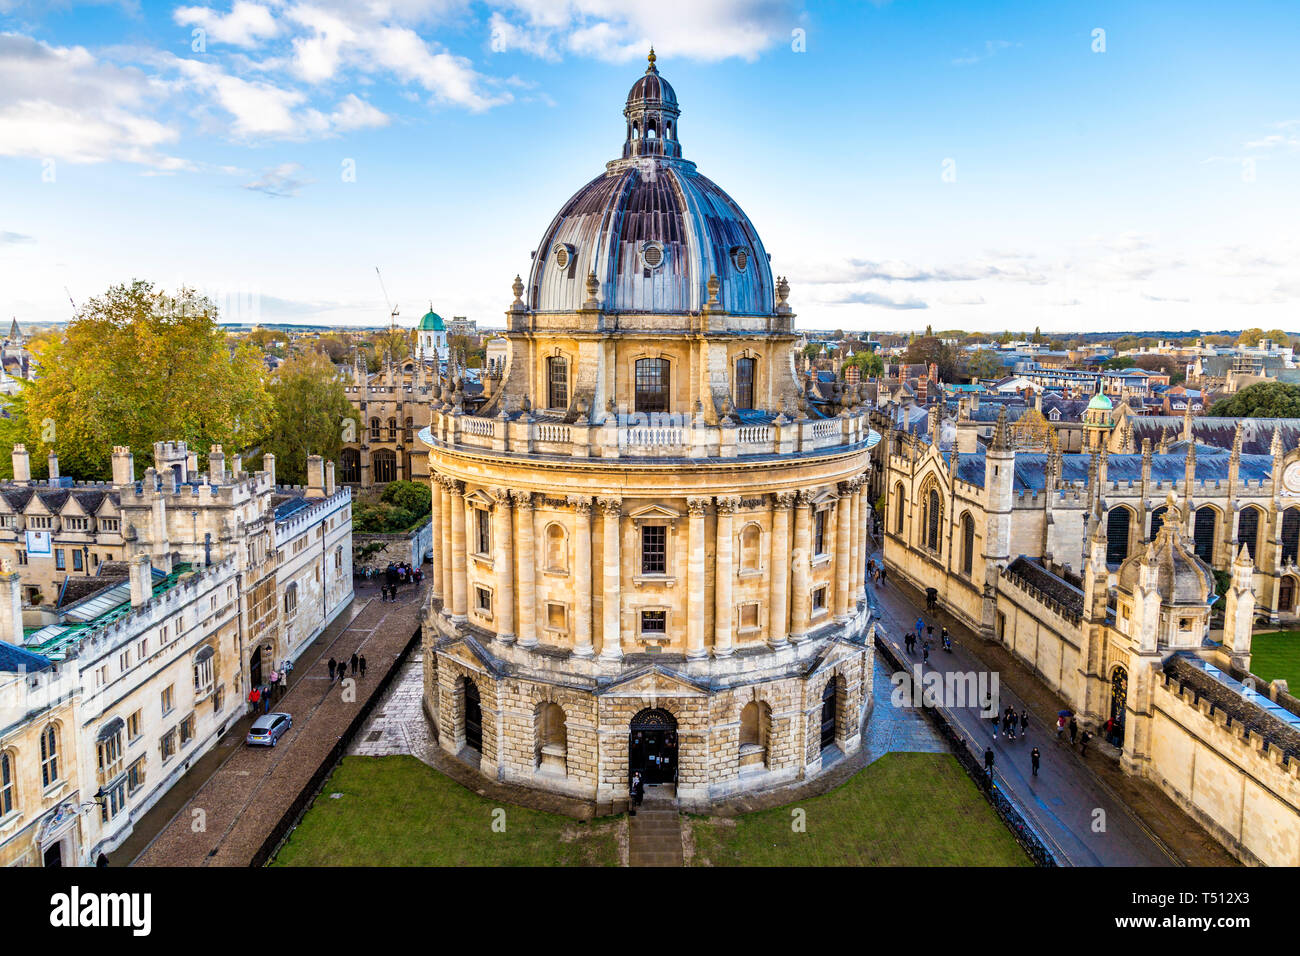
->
<box><xmin>0</xmin><ymin>753</ymin><xmax>12</xmax><ymax>816</ymax></box>
<box><xmin>194</xmin><ymin>657</ymin><xmax>214</xmax><ymax>697</ymax></box>
<box><xmin>180</xmin><ymin>714</ymin><xmax>196</xmax><ymax>745</ymax></box>
<box><xmin>127</xmin><ymin>710</ymin><xmax>142</xmax><ymax>742</ymax></box>
<box><xmin>640</xmin><ymin>610</ymin><xmax>667</xmax><ymax>634</ymax></box>
<box><xmin>641</xmin><ymin>525</ymin><xmax>667</xmax><ymax>575</ymax></box>
<box><xmin>119</xmin><ymin>649</ymin><xmax>130</xmax><ymax>671</ymax></box>
<box><xmin>97</xmin><ymin>732</ymin><xmax>123</xmax><ymax>779</ymax></box>
<box><xmin>812</xmin><ymin>586</ymin><xmax>828</xmax><ymax>611</ymax></box>
<box><xmin>161</xmin><ymin>684</ymin><xmax>174</xmax><ymax>716</ymax></box>
<box><xmin>814</xmin><ymin>510</ymin><xmax>827</xmax><ymax>556</ymax></box>
<box><xmin>55</xmin><ymin>548</ymin><xmax>65</xmax><ymax>570</ymax></box>
<box><xmin>548</xmin><ymin>356</ymin><xmax>568</xmax><ymax>409</ymax></box>
<box><xmin>16</xmin><ymin>550</ymin><xmax>26</xmax><ymax>566</ymax></box>
<box><xmin>160</xmin><ymin>729</ymin><xmax>177</xmax><ymax>762</ymax></box>
<box><xmin>73</xmin><ymin>550</ymin><xmax>83</xmax><ymax>571</ymax></box>
<box><xmin>546</xmin><ymin>603</ymin><xmax>567</xmax><ymax>631</ymax></box>
<box><xmin>739</xmin><ymin>603</ymin><xmax>760</xmax><ymax>630</ymax></box>
<box><xmin>127</xmin><ymin>757</ymin><xmax>147</xmax><ymax>795</ymax></box>
<box><xmin>100</xmin><ymin>780</ymin><xmax>126</xmax><ymax>822</ymax></box>
<box><xmin>476</xmin><ymin>587</ymin><xmax>492</xmax><ymax>613</ymax></box>
<box><xmin>477</xmin><ymin>508</ymin><xmax>491</xmax><ymax>554</ymax></box>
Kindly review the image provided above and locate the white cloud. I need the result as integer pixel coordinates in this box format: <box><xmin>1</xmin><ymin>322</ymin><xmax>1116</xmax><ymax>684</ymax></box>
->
<box><xmin>243</xmin><ymin>161</ymin><xmax>312</xmax><ymax>196</ymax></box>
<box><xmin>0</xmin><ymin>33</ymin><xmax>188</xmax><ymax>168</ymax></box>
<box><xmin>174</xmin><ymin>2</ymin><xmax>281</xmax><ymax>48</ymax></box>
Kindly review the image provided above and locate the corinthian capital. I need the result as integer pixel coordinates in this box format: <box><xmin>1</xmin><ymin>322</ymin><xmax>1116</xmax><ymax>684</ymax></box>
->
<box><xmin>596</xmin><ymin>496</ymin><xmax>622</xmax><ymax>517</ymax></box>
<box><xmin>773</xmin><ymin>491</ymin><xmax>797</xmax><ymax>511</ymax></box>
<box><xmin>686</xmin><ymin>496</ymin><xmax>711</xmax><ymax>517</ymax></box>
<box><xmin>510</xmin><ymin>489</ymin><xmax>534</xmax><ymax>510</ymax></box>
<box><xmin>492</xmin><ymin>488</ymin><xmax>513</xmax><ymax>508</ymax></box>
<box><xmin>715</xmin><ymin>495</ymin><xmax>741</xmax><ymax>515</ymax></box>
<box><xmin>567</xmin><ymin>494</ymin><xmax>593</xmax><ymax>515</ymax></box>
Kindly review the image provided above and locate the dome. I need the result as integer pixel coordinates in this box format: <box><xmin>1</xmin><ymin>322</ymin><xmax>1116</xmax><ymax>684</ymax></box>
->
<box><xmin>1087</xmin><ymin>391</ymin><xmax>1113</xmax><ymax>411</ymax></box>
<box><xmin>418</xmin><ymin>311</ymin><xmax>444</xmax><ymax>331</ymax></box>
<box><xmin>525</xmin><ymin>51</ymin><xmax>774</xmax><ymax>316</ymax></box>
<box><xmin>1115</xmin><ymin>500</ymin><xmax>1215</xmax><ymax>605</ymax></box>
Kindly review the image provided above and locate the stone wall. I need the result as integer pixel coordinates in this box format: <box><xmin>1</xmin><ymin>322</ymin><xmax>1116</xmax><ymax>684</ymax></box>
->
<box><xmin>354</xmin><ymin>519</ymin><xmax>433</xmax><ymax>572</ymax></box>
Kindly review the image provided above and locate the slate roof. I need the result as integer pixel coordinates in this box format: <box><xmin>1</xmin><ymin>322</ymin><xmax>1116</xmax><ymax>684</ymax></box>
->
<box><xmin>0</xmin><ymin>640</ymin><xmax>52</xmax><ymax>673</ymax></box>
<box><xmin>1126</xmin><ymin>416</ymin><xmax>1300</xmax><ymax>455</ymax></box>
<box><xmin>1004</xmin><ymin>556</ymin><xmax>1084</xmax><ymax>617</ymax></box>
<box><xmin>1165</xmin><ymin>655</ymin><xmax>1300</xmax><ymax>763</ymax></box>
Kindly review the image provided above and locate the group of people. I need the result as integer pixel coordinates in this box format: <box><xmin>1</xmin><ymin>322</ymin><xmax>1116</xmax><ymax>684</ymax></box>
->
<box><xmin>904</xmin><ymin>618</ymin><xmax>951</xmax><ymax>663</ymax></box>
<box><xmin>1056</xmin><ymin>714</ymin><xmax>1095</xmax><ymax>755</ymax></box>
<box><xmin>248</xmin><ymin>659</ymin><xmax>295</xmax><ymax>714</ymax></box>
<box><xmin>866</xmin><ymin>558</ymin><xmax>887</xmax><ymax>586</ymax></box>
<box><xmin>328</xmin><ymin>653</ymin><xmax>367</xmax><ymax>681</ymax></box>
<box><xmin>991</xmin><ymin>705</ymin><xmax>1030</xmax><ymax>742</ymax></box>
<box><xmin>376</xmin><ymin>562</ymin><xmax>423</xmax><ymax>602</ymax></box>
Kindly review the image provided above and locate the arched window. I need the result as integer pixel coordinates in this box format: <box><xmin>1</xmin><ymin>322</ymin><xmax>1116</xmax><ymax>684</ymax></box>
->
<box><xmin>961</xmin><ymin>512</ymin><xmax>975</xmax><ymax>575</ymax></box>
<box><xmin>404</xmin><ymin>417</ymin><xmax>414</xmax><ymax>443</ymax></box>
<box><xmin>925</xmin><ymin>488</ymin><xmax>942</xmax><ymax>553</ymax></box>
<box><xmin>40</xmin><ymin>725</ymin><xmax>59</xmax><ymax>788</ymax></box>
<box><xmin>1106</xmin><ymin>507</ymin><xmax>1132</xmax><ymax>565</ymax></box>
<box><xmin>635</xmin><ymin>358</ymin><xmax>670</xmax><ymax>414</ymax></box>
<box><xmin>372</xmin><ymin>449</ymin><xmax>397</xmax><ymax>483</ymax></box>
<box><xmin>534</xmin><ymin>702</ymin><xmax>567</xmax><ymax>771</ymax></box>
<box><xmin>193</xmin><ymin>645</ymin><xmax>215</xmax><ymax>697</ymax></box>
<box><xmin>387</xmin><ymin>418</ymin><xmax>398</xmax><ymax>441</ymax></box>
<box><xmin>1283</xmin><ymin>508</ymin><xmax>1300</xmax><ymax>564</ymax></box>
<box><xmin>369</xmin><ymin>417</ymin><xmax>381</xmax><ymax>442</ymax></box>
<box><xmin>739</xmin><ymin>523</ymin><xmax>761</xmax><ymax>572</ymax></box>
<box><xmin>735</xmin><ymin>357</ymin><xmax>756</xmax><ymax>411</ymax></box>
<box><xmin>339</xmin><ymin>448</ymin><xmax>360</xmax><ymax>484</ymax></box>
<box><xmin>739</xmin><ymin>700</ymin><xmax>771</xmax><ymax>768</ymax></box>
<box><xmin>284</xmin><ymin>582</ymin><xmax>298</xmax><ymax>618</ymax></box>
<box><xmin>545</xmin><ymin>523</ymin><xmax>567</xmax><ymax>573</ymax></box>
<box><xmin>0</xmin><ymin>751</ymin><xmax>13</xmax><ymax>816</ymax></box>
<box><xmin>894</xmin><ymin>483</ymin><xmax>906</xmax><ymax>535</ymax></box>
<box><xmin>1193</xmin><ymin>508</ymin><xmax>1216</xmax><ymax>563</ymax></box>
<box><xmin>1238</xmin><ymin>506</ymin><xmax>1261</xmax><ymax>563</ymax></box>
<box><xmin>547</xmin><ymin>356</ymin><xmax>568</xmax><ymax>410</ymax></box>
<box><xmin>1149</xmin><ymin>505</ymin><xmax>1168</xmax><ymax>541</ymax></box>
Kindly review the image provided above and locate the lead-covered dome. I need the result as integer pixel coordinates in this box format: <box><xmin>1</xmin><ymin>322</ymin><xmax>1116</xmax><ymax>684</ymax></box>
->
<box><xmin>526</xmin><ymin>51</ymin><xmax>774</xmax><ymax>316</ymax></box>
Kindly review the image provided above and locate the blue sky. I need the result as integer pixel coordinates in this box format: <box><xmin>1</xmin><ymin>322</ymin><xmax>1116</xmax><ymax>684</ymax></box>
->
<box><xmin>1</xmin><ymin>0</ymin><xmax>1297</xmax><ymax>333</ymax></box>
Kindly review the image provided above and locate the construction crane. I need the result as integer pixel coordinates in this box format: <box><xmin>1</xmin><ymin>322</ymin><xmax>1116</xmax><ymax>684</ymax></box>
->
<box><xmin>375</xmin><ymin>266</ymin><xmax>399</xmax><ymax>330</ymax></box>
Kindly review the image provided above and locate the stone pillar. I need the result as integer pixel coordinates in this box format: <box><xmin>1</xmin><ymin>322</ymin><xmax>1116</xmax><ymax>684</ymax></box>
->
<box><xmin>129</xmin><ymin>554</ymin><xmax>152</xmax><ymax>608</ymax></box>
<box><xmin>11</xmin><ymin>445</ymin><xmax>30</xmax><ymax>483</ymax></box>
<box><xmin>570</xmin><ymin>496</ymin><xmax>594</xmax><ymax>657</ymax></box>
<box><xmin>514</xmin><ymin>491</ymin><xmax>537</xmax><ymax>647</ymax></box>
<box><xmin>856</xmin><ymin>478</ymin><xmax>870</xmax><ymax>603</ymax></box>
<box><xmin>834</xmin><ymin>483</ymin><xmax>853</xmax><ymax>620</ymax></box>
<box><xmin>714</xmin><ymin>496</ymin><xmax>739</xmax><ymax>657</ymax></box>
<box><xmin>769</xmin><ymin>492</ymin><xmax>794</xmax><ymax>646</ymax></box>
<box><xmin>440</xmin><ymin>480</ymin><xmax>454</xmax><ymax>610</ymax></box>
<box><xmin>449</xmin><ymin>480</ymin><xmax>467</xmax><ymax>620</ymax></box>
<box><xmin>429</xmin><ymin>476</ymin><xmax>443</xmax><ymax>602</ymax></box>
<box><xmin>686</xmin><ymin>496</ymin><xmax>710</xmax><ymax>660</ymax></box>
<box><xmin>598</xmin><ymin>497</ymin><xmax>622</xmax><ymax>661</ymax></box>
<box><xmin>493</xmin><ymin>489</ymin><xmax>515</xmax><ymax>643</ymax></box>
<box><xmin>791</xmin><ymin>491</ymin><xmax>813</xmax><ymax>639</ymax></box>
<box><xmin>0</xmin><ymin>566</ymin><xmax>23</xmax><ymax>645</ymax></box>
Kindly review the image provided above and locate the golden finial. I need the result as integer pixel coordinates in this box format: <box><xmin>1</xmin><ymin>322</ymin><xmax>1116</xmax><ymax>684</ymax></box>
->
<box><xmin>647</xmin><ymin>46</ymin><xmax>656</xmax><ymax>72</ymax></box>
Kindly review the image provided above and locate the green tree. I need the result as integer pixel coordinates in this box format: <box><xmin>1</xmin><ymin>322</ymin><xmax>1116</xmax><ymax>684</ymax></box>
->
<box><xmin>902</xmin><ymin>335</ymin><xmax>961</xmax><ymax>381</ymax></box>
<box><xmin>1103</xmin><ymin>356</ymin><xmax>1137</xmax><ymax>370</ymax></box>
<box><xmin>261</xmin><ymin>351</ymin><xmax>359</xmax><ymax>486</ymax></box>
<box><xmin>1210</xmin><ymin>382</ymin><xmax>1300</xmax><ymax>418</ymax></box>
<box><xmin>380</xmin><ymin>479</ymin><xmax>432</xmax><ymax>515</ymax></box>
<box><xmin>2</xmin><ymin>281</ymin><xmax>271</xmax><ymax>480</ymax></box>
<box><xmin>841</xmin><ymin>351</ymin><xmax>883</xmax><ymax>379</ymax></box>
<box><xmin>965</xmin><ymin>349</ymin><xmax>1003</xmax><ymax>380</ymax></box>
<box><xmin>1237</xmin><ymin>328</ymin><xmax>1266</xmax><ymax>347</ymax></box>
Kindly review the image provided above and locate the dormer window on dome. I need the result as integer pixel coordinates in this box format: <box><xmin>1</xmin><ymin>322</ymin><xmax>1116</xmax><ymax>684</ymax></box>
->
<box><xmin>731</xmin><ymin>246</ymin><xmax>750</xmax><ymax>272</ymax></box>
<box><xmin>640</xmin><ymin>240</ymin><xmax>665</xmax><ymax>270</ymax></box>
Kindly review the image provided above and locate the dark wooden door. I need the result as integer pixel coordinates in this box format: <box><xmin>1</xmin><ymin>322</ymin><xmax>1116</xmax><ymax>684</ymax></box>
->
<box><xmin>464</xmin><ymin>681</ymin><xmax>482</xmax><ymax>753</ymax></box>
<box><xmin>821</xmin><ymin>680</ymin><xmax>837</xmax><ymax>750</ymax></box>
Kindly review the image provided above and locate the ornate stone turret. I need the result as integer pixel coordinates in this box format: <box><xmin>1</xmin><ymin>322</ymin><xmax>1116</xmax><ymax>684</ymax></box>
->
<box><xmin>1222</xmin><ymin>544</ymin><xmax>1257</xmax><ymax>672</ymax></box>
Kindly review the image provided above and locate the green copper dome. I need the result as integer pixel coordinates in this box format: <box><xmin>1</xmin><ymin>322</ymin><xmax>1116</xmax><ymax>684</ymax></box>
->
<box><xmin>1087</xmin><ymin>391</ymin><xmax>1113</xmax><ymax>411</ymax></box>
<box><xmin>418</xmin><ymin>311</ymin><xmax>444</xmax><ymax>331</ymax></box>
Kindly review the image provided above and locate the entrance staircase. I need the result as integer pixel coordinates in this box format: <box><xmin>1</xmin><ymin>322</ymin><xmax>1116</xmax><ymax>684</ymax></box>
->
<box><xmin>628</xmin><ymin>784</ymin><xmax>684</xmax><ymax>867</ymax></box>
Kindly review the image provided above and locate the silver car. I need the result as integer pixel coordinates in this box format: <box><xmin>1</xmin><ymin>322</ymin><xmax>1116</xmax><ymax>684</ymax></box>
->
<box><xmin>246</xmin><ymin>712</ymin><xmax>292</xmax><ymax>747</ymax></box>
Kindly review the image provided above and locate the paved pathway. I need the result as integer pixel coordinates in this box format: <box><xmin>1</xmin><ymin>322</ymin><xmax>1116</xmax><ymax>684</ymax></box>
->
<box><xmin>132</xmin><ymin>583</ymin><xmax>424</xmax><ymax>866</ymax></box>
<box><xmin>629</xmin><ymin>786</ymin><xmax>684</xmax><ymax>866</ymax></box>
<box><xmin>866</xmin><ymin>545</ymin><xmax>1196</xmax><ymax>867</ymax></box>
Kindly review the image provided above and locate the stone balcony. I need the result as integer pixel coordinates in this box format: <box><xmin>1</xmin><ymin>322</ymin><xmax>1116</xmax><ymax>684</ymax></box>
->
<box><xmin>419</xmin><ymin>408</ymin><xmax>880</xmax><ymax>463</ymax></box>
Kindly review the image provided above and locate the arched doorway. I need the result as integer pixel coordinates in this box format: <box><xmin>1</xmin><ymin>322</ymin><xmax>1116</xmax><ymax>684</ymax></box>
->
<box><xmin>1108</xmin><ymin>667</ymin><xmax>1128</xmax><ymax>746</ymax></box>
<box><xmin>821</xmin><ymin>678</ymin><xmax>839</xmax><ymax>751</ymax></box>
<box><xmin>462</xmin><ymin>679</ymin><xmax>482</xmax><ymax>753</ymax></box>
<box><xmin>1281</xmin><ymin>577</ymin><xmax>1297</xmax><ymax>614</ymax></box>
<box><xmin>372</xmin><ymin>448</ymin><xmax>397</xmax><ymax>483</ymax></box>
<box><xmin>629</xmin><ymin>708</ymin><xmax>677</xmax><ymax>785</ymax></box>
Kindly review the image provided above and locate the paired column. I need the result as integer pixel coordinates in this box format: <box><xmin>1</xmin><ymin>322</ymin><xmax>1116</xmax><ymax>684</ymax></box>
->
<box><xmin>449</xmin><ymin>479</ymin><xmax>467</xmax><ymax>620</ymax></box>
<box><xmin>492</xmin><ymin>489</ymin><xmax>515</xmax><ymax>642</ymax></box>
<box><xmin>439</xmin><ymin>479</ymin><xmax>454</xmax><ymax>610</ymax></box>
<box><xmin>849</xmin><ymin>479</ymin><xmax>862</xmax><ymax>604</ymax></box>
<box><xmin>429</xmin><ymin>476</ymin><xmax>443</xmax><ymax>602</ymax></box>
<box><xmin>569</xmin><ymin>496</ymin><xmax>594</xmax><ymax>657</ymax></box>
<box><xmin>686</xmin><ymin>497</ymin><xmax>710</xmax><ymax>660</ymax></box>
<box><xmin>714</xmin><ymin>496</ymin><xmax>740</xmax><ymax>657</ymax></box>
<box><xmin>513</xmin><ymin>491</ymin><xmax>537</xmax><ymax>647</ymax></box>
<box><xmin>834</xmin><ymin>482</ymin><xmax>853</xmax><ymax>620</ymax></box>
<box><xmin>598</xmin><ymin>497</ymin><xmax>622</xmax><ymax>661</ymax></box>
<box><xmin>769</xmin><ymin>493</ymin><xmax>794</xmax><ymax>646</ymax></box>
<box><xmin>856</xmin><ymin>477</ymin><xmax>870</xmax><ymax>603</ymax></box>
<box><xmin>790</xmin><ymin>491</ymin><xmax>813</xmax><ymax>639</ymax></box>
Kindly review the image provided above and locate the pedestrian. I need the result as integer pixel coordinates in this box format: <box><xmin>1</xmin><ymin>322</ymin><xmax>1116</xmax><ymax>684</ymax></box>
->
<box><xmin>1031</xmin><ymin>747</ymin><xmax>1041</xmax><ymax>777</ymax></box>
<box><xmin>337</xmin><ymin>660</ymin><xmax>347</xmax><ymax>680</ymax></box>
<box><xmin>880</xmin><ymin>565</ymin><xmax>887</xmax><ymax>585</ymax></box>
<box><xmin>904</xmin><ymin>632</ymin><xmax>913</xmax><ymax>654</ymax></box>
<box><xmin>984</xmin><ymin>746</ymin><xmax>995</xmax><ymax>775</ymax></box>
<box><xmin>359</xmin><ymin>655</ymin><xmax>367</xmax><ymax>678</ymax></box>
<box><xmin>262</xmin><ymin>686</ymin><xmax>271</xmax><ymax>713</ymax></box>
<box><xmin>248</xmin><ymin>685</ymin><xmax>260</xmax><ymax>714</ymax></box>
<box><xmin>631</xmin><ymin>771</ymin><xmax>644</xmax><ymax>808</ymax></box>
<box><xmin>1020</xmin><ymin>710</ymin><xmax>1029</xmax><ymax>737</ymax></box>
<box><xmin>991</xmin><ymin>712</ymin><xmax>1000</xmax><ymax>739</ymax></box>
<box><xmin>1056</xmin><ymin>715</ymin><xmax>1066</xmax><ymax>739</ymax></box>
<box><xmin>914</xmin><ymin>618</ymin><xmax>924</xmax><ymax>640</ymax></box>
<box><xmin>1068</xmin><ymin>716</ymin><xmax>1078</xmax><ymax>746</ymax></box>
<box><xmin>328</xmin><ymin>658</ymin><xmax>337</xmax><ymax>681</ymax></box>
<box><xmin>922</xmin><ymin>641</ymin><xmax>930</xmax><ymax>665</ymax></box>
<box><xmin>1079</xmin><ymin>730</ymin><xmax>1091</xmax><ymax>756</ymax></box>
<box><xmin>351</xmin><ymin>652</ymin><xmax>359</xmax><ymax>674</ymax></box>
<box><xmin>282</xmin><ymin>658</ymin><xmax>293</xmax><ymax>688</ymax></box>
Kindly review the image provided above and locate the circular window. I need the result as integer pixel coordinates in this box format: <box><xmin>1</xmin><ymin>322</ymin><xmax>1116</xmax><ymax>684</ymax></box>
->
<box><xmin>731</xmin><ymin>246</ymin><xmax>749</xmax><ymax>272</ymax></box>
<box><xmin>553</xmin><ymin>244</ymin><xmax>573</xmax><ymax>270</ymax></box>
<box><xmin>641</xmin><ymin>241</ymin><xmax>664</xmax><ymax>270</ymax></box>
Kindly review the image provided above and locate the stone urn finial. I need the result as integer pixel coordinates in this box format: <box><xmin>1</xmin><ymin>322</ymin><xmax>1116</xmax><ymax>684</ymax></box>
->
<box><xmin>775</xmin><ymin>275</ymin><xmax>791</xmax><ymax>315</ymax></box>
<box><xmin>582</xmin><ymin>271</ymin><xmax>601</xmax><ymax>310</ymax></box>
<box><xmin>511</xmin><ymin>274</ymin><xmax>525</xmax><ymax>310</ymax></box>
<box><xmin>705</xmin><ymin>273</ymin><xmax>721</xmax><ymax>311</ymax></box>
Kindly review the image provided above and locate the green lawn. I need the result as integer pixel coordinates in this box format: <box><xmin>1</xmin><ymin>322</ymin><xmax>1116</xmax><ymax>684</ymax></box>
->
<box><xmin>690</xmin><ymin>752</ymin><xmax>1031</xmax><ymax>867</ymax></box>
<box><xmin>272</xmin><ymin>755</ymin><xmax>620</xmax><ymax>866</ymax></box>
<box><xmin>1247</xmin><ymin>631</ymin><xmax>1300</xmax><ymax>689</ymax></box>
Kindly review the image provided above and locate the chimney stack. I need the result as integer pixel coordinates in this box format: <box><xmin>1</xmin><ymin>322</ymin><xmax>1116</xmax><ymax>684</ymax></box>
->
<box><xmin>306</xmin><ymin>455</ymin><xmax>325</xmax><ymax>496</ymax></box>
<box><xmin>112</xmin><ymin>446</ymin><xmax>135</xmax><ymax>486</ymax></box>
<box><xmin>0</xmin><ymin>563</ymin><xmax>23</xmax><ymax>643</ymax></box>
<box><xmin>325</xmin><ymin>460</ymin><xmax>336</xmax><ymax>496</ymax></box>
<box><xmin>129</xmin><ymin>554</ymin><xmax>152</xmax><ymax>608</ymax></box>
<box><xmin>47</xmin><ymin>450</ymin><xmax>58</xmax><ymax>481</ymax></box>
<box><xmin>263</xmin><ymin>452</ymin><xmax>276</xmax><ymax>486</ymax></box>
<box><xmin>186</xmin><ymin>450</ymin><xmax>199</xmax><ymax>479</ymax></box>
<box><xmin>11</xmin><ymin>445</ymin><xmax>30</xmax><ymax>482</ymax></box>
<box><xmin>231</xmin><ymin>454</ymin><xmax>243</xmax><ymax>477</ymax></box>
<box><xmin>208</xmin><ymin>444</ymin><xmax>226</xmax><ymax>483</ymax></box>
